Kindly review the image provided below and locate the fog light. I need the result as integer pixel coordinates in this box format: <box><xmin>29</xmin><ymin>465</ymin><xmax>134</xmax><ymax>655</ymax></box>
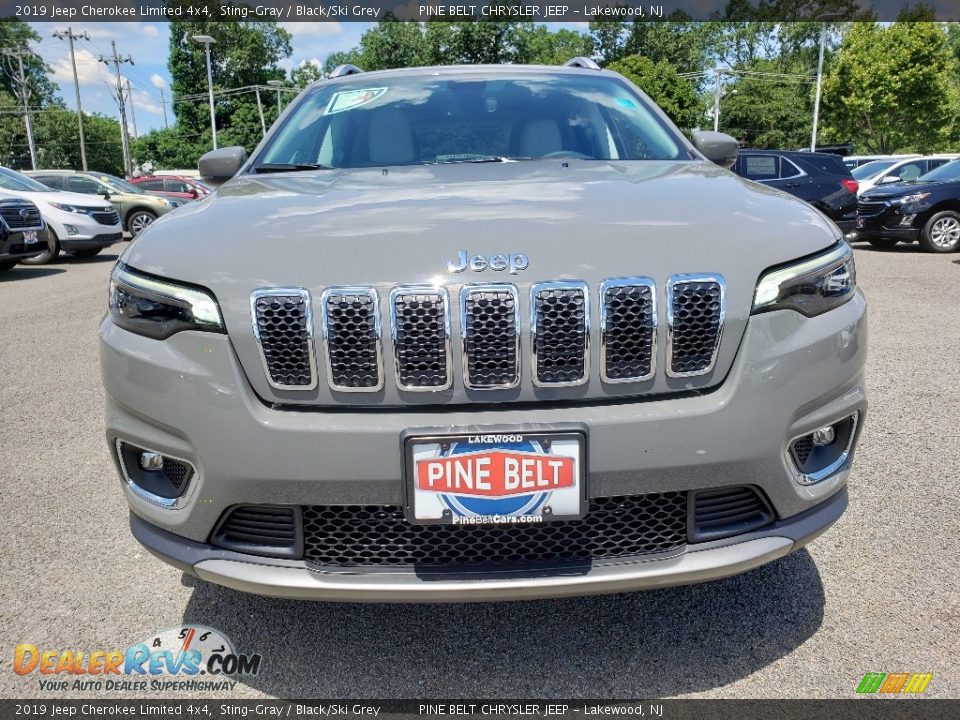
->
<box><xmin>64</xmin><ymin>224</ymin><xmax>80</xmax><ymax>236</ymax></box>
<box><xmin>139</xmin><ymin>451</ymin><xmax>164</xmax><ymax>471</ymax></box>
<box><xmin>812</xmin><ymin>426</ymin><xmax>835</xmax><ymax>446</ymax></box>
<box><xmin>900</xmin><ymin>214</ymin><xmax>916</xmax><ymax>227</ymax></box>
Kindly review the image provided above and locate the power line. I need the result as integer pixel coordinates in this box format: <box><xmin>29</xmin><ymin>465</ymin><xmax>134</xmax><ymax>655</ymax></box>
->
<box><xmin>1</xmin><ymin>48</ymin><xmax>38</xmax><ymax>169</ymax></box>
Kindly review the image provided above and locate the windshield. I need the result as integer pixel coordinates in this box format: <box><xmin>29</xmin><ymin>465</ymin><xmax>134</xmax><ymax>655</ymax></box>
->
<box><xmin>0</xmin><ymin>166</ymin><xmax>53</xmax><ymax>192</ymax></box>
<box><xmin>98</xmin><ymin>173</ymin><xmax>145</xmax><ymax>194</ymax></box>
<box><xmin>852</xmin><ymin>160</ymin><xmax>897</xmax><ymax>180</ymax></box>
<box><xmin>916</xmin><ymin>159</ymin><xmax>960</xmax><ymax>183</ymax></box>
<box><xmin>256</xmin><ymin>73</ymin><xmax>685</xmax><ymax>169</ymax></box>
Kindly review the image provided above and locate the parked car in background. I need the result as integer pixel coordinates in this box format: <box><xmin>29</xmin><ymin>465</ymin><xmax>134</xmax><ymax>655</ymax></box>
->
<box><xmin>128</xmin><ymin>175</ymin><xmax>212</xmax><ymax>203</ymax></box>
<box><xmin>26</xmin><ymin>170</ymin><xmax>180</xmax><ymax>237</ymax></box>
<box><xmin>0</xmin><ymin>195</ymin><xmax>47</xmax><ymax>271</ymax></box>
<box><xmin>733</xmin><ymin>150</ymin><xmax>858</xmax><ymax>234</ymax></box>
<box><xmin>0</xmin><ymin>166</ymin><xmax>122</xmax><ymax>264</ymax></box>
<box><xmin>856</xmin><ymin>156</ymin><xmax>959</xmax><ymax>196</ymax></box>
<box><xmin>855</xmin><ymin>158</ymin><xmax>960</xmax><ymax>253</ymax></box>
<box><xmin>843</xmin><ymin>154</ymin><xmax>916</xmax><ymax>170</ymax></box>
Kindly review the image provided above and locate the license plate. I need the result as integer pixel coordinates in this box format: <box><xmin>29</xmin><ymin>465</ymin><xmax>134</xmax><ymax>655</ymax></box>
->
<box><xmin>405</xmin><ymin>431</ymin><xmax>586</xmax><ymax>525</ymax></box>
<box><xmin>23</xmin><ymin>230</ymin><xmax>38</xmax><ymax>244</ymax></box>
<box><xmin>856</xmin><ymin>217</ymin><xmax>864</xmax><ymax>229</ymax></box>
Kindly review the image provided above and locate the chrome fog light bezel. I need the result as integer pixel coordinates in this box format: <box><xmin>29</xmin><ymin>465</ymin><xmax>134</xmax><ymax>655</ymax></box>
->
<box><xmin>784</xmin><ymin>413</ymin><xmax>859</xmax><ymax>486</ymax></box>
<box><xmin>115</xmin><ymin>439</ymin><xmax>197</xmax><ymax>509</ymax></box>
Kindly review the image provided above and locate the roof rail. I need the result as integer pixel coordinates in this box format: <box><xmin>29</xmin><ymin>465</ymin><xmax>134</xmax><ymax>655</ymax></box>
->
<box><xmin>329</xmin><ymin>64</ymin><xmax>363</xmax><ymax>78</ymax></box>
<box><xmin>564</xmin><ymin>57</ymin><xmax>601</xmax><ymax>70</ymax></box>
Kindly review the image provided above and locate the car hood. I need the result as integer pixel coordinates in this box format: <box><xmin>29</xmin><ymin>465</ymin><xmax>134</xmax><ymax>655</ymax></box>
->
<box><xmin>123</xmin><ymin>160</ymin><xmax>842</xmax><ymax>407</ymax></box>
<box><xmin>862</xmin><ymin>179</ymin><xmax>958</xmax><ymax>200</ymax></box>
<box><xmin>0</xmin><ymin>188</ymin><xmax>113</xmax><ymax>211</ymax></box>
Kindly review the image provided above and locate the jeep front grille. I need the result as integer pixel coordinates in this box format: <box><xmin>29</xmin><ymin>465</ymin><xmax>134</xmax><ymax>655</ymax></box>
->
<box><xmin>321</xmin><ymin>288</ymin><xmax>382</xmax><ymax>392</ymax></box>
<box><xmin>249</xmin><ymin>276</ymin><xmax>725</xmax><ymax>393</ymax></box>
<box><xmin>461</xmin><ymin>284</ymin><xmax>520</xmax><ymax>389</ymax></box>
<box><xmin>251</xmin><ymin>289</ymin><xmax>317</xmax><ymax>390</ymax></box>
<box><xmin>531</xmin><ymin>281</ymin><xmax>589</xmax><ymax>386</ymax></box>
<box><xmin>390</xmin><ymin>287</ymin><xmax>451</xmax><ymax>391</ymax></box>
<box><xmin>666</xmin><ymin>275</ymin><xmax>725</xmax><ymax>377</ymax></box>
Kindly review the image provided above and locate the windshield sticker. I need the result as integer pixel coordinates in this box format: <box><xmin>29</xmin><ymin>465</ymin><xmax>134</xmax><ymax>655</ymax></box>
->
<box><xmin>324</xmin><ymin>88</ymin><xmax>387</xmax><ymax>115</ymax></box>
<box><xmin>615</xmin><ymin>98</ymin><xmax>636</xmax><ymax>109</ymax></box>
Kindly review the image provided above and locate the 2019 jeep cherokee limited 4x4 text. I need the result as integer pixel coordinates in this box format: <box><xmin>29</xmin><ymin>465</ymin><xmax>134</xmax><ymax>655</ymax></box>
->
<box><xmin>100</xmin><ymin>62</ymin><xmax>867</xmax><ymax>602</ymax></box>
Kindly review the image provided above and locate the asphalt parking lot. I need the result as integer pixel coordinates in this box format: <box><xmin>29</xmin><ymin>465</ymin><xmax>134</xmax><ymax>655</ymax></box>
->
<box><xmin>0</xmin><ymin>243</ymin><xmax>957</xmax><ymax>700</ymax></box>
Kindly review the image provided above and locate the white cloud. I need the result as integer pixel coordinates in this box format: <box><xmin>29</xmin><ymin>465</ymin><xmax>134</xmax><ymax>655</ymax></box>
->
<box><xmin>149</xmin><ymin>73</ymin><xmax>167</xmax><ymax>90</ymax></box>
<box><xmin>141</xmin><ymin>25</ymin><xmax>159</xmax><ymax>38</ymax></box>
<box><xmin>49</xmin><ymin>47</ymin><xmax>111</xmax><ymax>87</ymax></box>
<box><xmin>280</xmin><ymin>22</ymin><xmax>343</xmax><ymax>38</ymax></box>
<box><xmin>129</xmin><ymin>86</ymin><xmax>163</xmax><ymax>117</ymax></box>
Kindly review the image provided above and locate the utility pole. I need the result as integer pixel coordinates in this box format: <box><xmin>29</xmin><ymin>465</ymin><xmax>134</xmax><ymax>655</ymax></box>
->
<box><xmin>254</xmin><ymin>87</ymin><xmax>267</xmax><ymax>137</ymax></box>
<box><xmin>159</xmin><ymin>87</ymin><xmax>169</xmax><ymax>129</ymax></box>
<box><xmin>1</xmin><ymin>49</ymin><xmax>38</xmax><ymax>170</ymax></box>
<box><xmin>53</xmin><ymin>27</ymin><xmax>90</xmax><ymax>170</ymax></box>
<box><xmin>191</xmin><ymin>35</ymin><xmax>217</xmax><ymax>150</ymax></box>
<box><xmin>98</xmin><ymin>41</ymin><xmax>134</xmax><ymax>177</ymax></box>
<box><xmin>811</xmin><ymin>14</ymin><xmax>842</xmax><ymax>152</ymax></box>
<box><xmin>712</xmin><ymin>68</ymin><xmax>722</xmax><ymax>133</ymax></box>
<box><xmin>125</xmin><ymin>78</ymin><xmax>138</xmax><ymax>138</ymax></box>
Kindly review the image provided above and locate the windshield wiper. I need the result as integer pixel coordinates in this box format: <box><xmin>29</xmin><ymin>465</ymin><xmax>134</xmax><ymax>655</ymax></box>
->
<box><xmin>253</xmin><ymin>162</ymin><xmax>330</xmax><ymax>174</ymax></box>
<box><xmin>431</xmin><ymin>156</ymin><xmax>529</xmax><ymax>165</ymax></box>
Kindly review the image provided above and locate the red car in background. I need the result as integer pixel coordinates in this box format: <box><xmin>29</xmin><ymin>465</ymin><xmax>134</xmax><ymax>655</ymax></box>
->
<box><xmin>128</xmin><ymin>175</ymin><xmax>212</xmax><ymax>202</ymax></box>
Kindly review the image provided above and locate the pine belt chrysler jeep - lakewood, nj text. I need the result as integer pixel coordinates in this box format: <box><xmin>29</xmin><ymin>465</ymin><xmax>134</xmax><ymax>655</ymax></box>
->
<box><xmin>100</xmin><ymin>60</ymin><xmax>867</xmax><ymax>601</ymax></box>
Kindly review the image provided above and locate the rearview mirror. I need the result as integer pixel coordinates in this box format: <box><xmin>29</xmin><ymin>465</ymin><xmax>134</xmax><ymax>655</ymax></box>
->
<box><xmin>199</xmin><ymin>146</ymin><xmax>248</xmax><ymax>185</ymax></box>
<box><xmin>691</xmin><ymin>130</ymin><xmax>739</xmax><ymax>169</ymax></box>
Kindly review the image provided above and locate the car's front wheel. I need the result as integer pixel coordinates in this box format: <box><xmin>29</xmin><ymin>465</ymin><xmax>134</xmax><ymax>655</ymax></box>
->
<box><xmin>19</xmin><ymin>229</ymin><xmax>60</xmax><ymax>265</ymax></box>
<box><xmin>866</xmin><ymin>237</ymin><xmax>899</xmax><ymax>250</ymax></box>
<box><xmin>919</xmin><ymin>210</ymin><xmax>960</xmax><ymax>253</ymax></box>
<box><xmin>127</xmin><ymin>209</ymin><xmax>157</xmax><ymax>237</ymax></box>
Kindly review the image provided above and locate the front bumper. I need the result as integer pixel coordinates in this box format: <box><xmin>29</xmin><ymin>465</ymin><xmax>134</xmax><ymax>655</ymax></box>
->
<box><xmin>131</xmin><ymin>487</ymin><xmax>847</xmax><ymax>602</ymax></box>
<box><xmin>60</xmin><ymin>232</ymin><xmax>123</xmax><ymax>251</ymax></box>
<box><xmin>101</xmin><ymin>291</ymin><xmax>867</xmax><ymax>600</ymax></box>
<box><xmin>855</xmin><ymin>204</ymin><xmax>923</xmax><ymax>241</ymax></box>
<box><xmin>1</xmin><ymin>230</ymin><xmax>46</xmax><ymax>261</ymax></box>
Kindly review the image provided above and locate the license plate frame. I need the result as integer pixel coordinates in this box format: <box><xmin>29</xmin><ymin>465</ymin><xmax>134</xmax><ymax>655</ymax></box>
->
<box><xmin>403</xmin><ymin>430</ymin><xmax>587</xmax><ymax>526</ymax></box>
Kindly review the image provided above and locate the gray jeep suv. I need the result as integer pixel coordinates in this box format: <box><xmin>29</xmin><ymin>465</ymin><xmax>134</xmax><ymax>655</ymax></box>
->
<box><xmin>100</xmin><ymin>61</ymin><xmax>867</xmax><ymax>602</ymax></box>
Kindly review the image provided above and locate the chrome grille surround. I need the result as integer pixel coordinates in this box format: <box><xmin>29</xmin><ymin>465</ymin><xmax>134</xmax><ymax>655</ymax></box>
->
<box><xmin>530</xmin><ymin>280</ymin><xmax>590</xmax><ymax>387</ymax></box>
<box><xmin>666</xmin><ymin>274</ymin><xmax>726</xmax><ymax>378</ymax></box>
<box><xmin>599</xmin><ymin>277</ymin><xmax>657</xmax><ymax>383</ymax></box>
<box><xmin>460</xmin><ymin>283</ymin><xmax>521</xmax><ymax>390</ymax></box>
<box><xmin>389</xmin><ymin>286</ymin><xmax>452</xmax><ymax>392</ymax></box>
<box><xmin>250</xmin><ymin>288</ymin><xmax>317</xmax><ymax>391</ymax></box>
<box><xmin>320</xmin><ymin>287</ymin><xmax>383</xmax><ymax>393</ymax></box>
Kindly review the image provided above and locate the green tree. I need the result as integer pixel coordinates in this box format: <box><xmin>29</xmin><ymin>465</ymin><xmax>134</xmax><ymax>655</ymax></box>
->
<box><xmin>607</xmin><ymin>56</ymin><xmax>701</xmax><ymax>130</ymax></box>
<box><xmin>821</xmin><ymin>22</ymin><xmax>955</xmax><ymax>153</ymax></box>
<box><xmin>0</xmin><ymin>19</ymin><xmax>59</xmax><ymax>105</ymax></box>
<box><xmin>592</xmin><ymin>17</ymin><xmax>716</xmax><ymax>72</ymax></box>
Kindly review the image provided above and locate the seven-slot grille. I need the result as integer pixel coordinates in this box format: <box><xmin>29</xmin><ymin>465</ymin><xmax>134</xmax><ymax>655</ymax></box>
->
<box><xmin>461</xmin><ymin>285</ymin><xmax>520</xmax><ymax>389</ymax></box>
<box><xmin>252</xmin><ymin>289</ymin><xmax>316</xmax><ymax>390</ymax></box>
<box><xmin>251</xmin><ymin>277</ymin><xmax>725</xmax><ymax>392</ymax></box>
<box><xmin>531</xmin><ymin>281</ymin><xmax>589</xmax><ymax>386</ymax></box>
<box><xmin>321</xmin><ymin>288</ymin><xmax>382</xmax><ymax>392</ymax></box>
<box><xmin>0</xmin><ymin>201</ymin><xmax>42</xmax><ymax>230</ymax></box>
<box><xmin>390</xmin><ymin>287</ymin><xmax>451</xmax><ymax>391</ymax></box>
<box><xmin>667</xmin><ymin>275</ymin><xmax>725</xmax><ymax>377</ymax></box>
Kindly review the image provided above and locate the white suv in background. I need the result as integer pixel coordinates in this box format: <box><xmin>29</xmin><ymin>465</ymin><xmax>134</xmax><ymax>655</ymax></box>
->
<box><xmin>0</xmin><ymin>166</ymin><xmax>122</xmax><ymax>264</ymax></box>
<box><xmin>856</xmin><ymin>156</ymin><xmax>960</xmax><ymax>196</ymax></box>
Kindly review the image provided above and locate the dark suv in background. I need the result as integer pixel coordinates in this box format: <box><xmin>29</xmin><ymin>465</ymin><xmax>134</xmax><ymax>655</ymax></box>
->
<box><xmin>855</xmin><ymin>158</ymin><xmax>960</xmax><ymax>252</ymax></box>
<box><xmin>0</xmin><ymin>197</ymin><xmax>47</xmax><ymax>271</ymax></box>
<box><xmin>733</xmin><ymin>150</ymin><xmax>858</xmax><ymax>234</ymax></box>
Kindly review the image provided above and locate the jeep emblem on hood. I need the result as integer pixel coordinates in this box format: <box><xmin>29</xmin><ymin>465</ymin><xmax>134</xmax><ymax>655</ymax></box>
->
<box><xmin>447</xmin><ymin>250</ymin><xmax>529</xmax><ymax>274</ymax></box>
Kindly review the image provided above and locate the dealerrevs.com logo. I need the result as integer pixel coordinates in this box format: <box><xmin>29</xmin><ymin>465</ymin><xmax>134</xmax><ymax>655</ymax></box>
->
<box><xmin>13</xmin><ymin>626</ymin><xmax>262</xmax><ymax>693</ymax></box>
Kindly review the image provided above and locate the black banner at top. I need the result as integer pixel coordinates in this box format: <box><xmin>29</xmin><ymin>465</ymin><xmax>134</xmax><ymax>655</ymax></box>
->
<box><xmin>4</xmin><ymin>0</ymin><xmax>960</xmax><ymax>23</ymax></box>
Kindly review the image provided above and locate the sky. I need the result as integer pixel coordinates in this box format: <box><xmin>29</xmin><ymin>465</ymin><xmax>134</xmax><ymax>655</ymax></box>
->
<box><xmin>26</xmin><ymin>21</ymin><xmax>373</xmax><ymax>135</ymax></box>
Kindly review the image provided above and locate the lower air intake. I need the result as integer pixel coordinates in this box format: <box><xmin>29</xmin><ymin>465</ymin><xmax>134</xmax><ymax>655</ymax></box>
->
<box><xmin>211</xmin><ymin>506</ymin><xmax>302</xmax><ymax>559</ymax></box>
<box><xmin>690</xmin><ymin>486</ymin><xmax>774</xmax><ymax>542</ymax></box>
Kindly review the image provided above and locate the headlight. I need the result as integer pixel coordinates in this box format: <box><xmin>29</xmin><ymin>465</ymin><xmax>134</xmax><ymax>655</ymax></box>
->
<box><xmin>49</xmin><ymin>202</ymin><xmax>86</xmax><ymax>214</ymax></box>
<box><xmin>752</xmin><ymin>242</ymin><xmax>856</xmax><ymax>317</ymax></box>
<box><xmin>109</xmin><ymin>262</ymin><xmax>224</xmax><ymax>339</ymax></box>
<box><xmin>892</xmin><ymin>192</ymin><xmax>930</xmax><ymax>205</ymax></box>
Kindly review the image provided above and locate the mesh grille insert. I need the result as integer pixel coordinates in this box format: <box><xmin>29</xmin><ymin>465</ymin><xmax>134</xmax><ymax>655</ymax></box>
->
<box><xmin>668</xmin><ymin>277</ymin><xmax>724</xmax><ymax>377</ymax></box>
<box><xmin>391</xmin><ymin>288</ymin><xmax>450</xmax><ymax>390</ymax></box>
<box><xmin>322</xmin><ymin>289</ymin><xmax>381</xmax><ymax>391</ymax></box>
<box><xmin>601</xmin><ymin>280</ymin><xmax>655</xmax><ymax>382</ymax></box>
<box><xmin>252</xmin><ymin>291</ymin><xmax>315</xmax><ymax>389</ymax></box>
<box><xmin>302</xmin><ymin>493</ymin><xmax>687</xmax><ymax>568</ymax></box>
<box><xmin>461</xmin><ymin>286</ymin><xmax>519</xmax><ymax>389</ymax></box>
<box><xmin>532</xmin><ymin>283</ymin><xmax>588</xmax><ymax>386</ymax></box>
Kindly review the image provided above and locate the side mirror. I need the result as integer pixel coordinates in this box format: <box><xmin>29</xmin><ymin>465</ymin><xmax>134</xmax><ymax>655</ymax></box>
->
<box><xmin>691</xmin><ymin>130</ymin><xmax>739</xmax><ymax>169</ymax></box>
<box><xmin>189</xmin><ymin>187</ymin><xmax>199</xmax><ymax>198</ymax></box>
<box><xmin>98</xmin><ymin>188</ymin><xmax>111</xmax><ymax>199</ymax></box>
<box><xmin>879</xmin><ymin>175</ymin><xmax>901</xmax><ymax>184</ymax></box>
<box><xmin>199</xmin><ymin>146</ymin><xmax>248</xmax><ymax>185</ymax></box>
